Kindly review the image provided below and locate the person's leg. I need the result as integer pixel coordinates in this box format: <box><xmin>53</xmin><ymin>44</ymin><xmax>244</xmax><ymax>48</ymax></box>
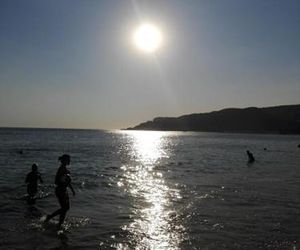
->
<box><xmin>27</xmin><ymin>196</ymin><xmax>36</xmax><ymax>205</ymax></box>
<box><xmin>45</xmin><ymin>190</ymin><xmax>64</xmax><ymax>222</ymax></box>
<box><xmin>27</xmin><ymin>188</ymin><xmax>36</xmax><ymax>205</ymax></box>
<box><xmin>58</xmin><ymin>193</ymin><xmax>70</xmax><ymax>228</ymax></box>
<box><xmin>45</xmin><ymin>208</ymin><xmax>62</xmax><ymax>222</ymax></box>
<box><xmin>58</xmin><ymin>211</ymin><xmax>67</xmax><ymax>228</ymax></box>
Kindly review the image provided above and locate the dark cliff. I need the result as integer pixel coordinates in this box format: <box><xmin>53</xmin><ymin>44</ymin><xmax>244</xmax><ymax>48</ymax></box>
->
<box><xmin>127</xmin><ymin>104</ymin><xmax>300</xmax><ymax>134</ymax></box>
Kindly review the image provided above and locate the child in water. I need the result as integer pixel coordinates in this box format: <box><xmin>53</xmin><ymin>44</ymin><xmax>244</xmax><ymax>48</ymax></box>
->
<box><xmin>25</xmin><ymin>163</ymin><xmax>43</xmax><ymax>205</ymax></box>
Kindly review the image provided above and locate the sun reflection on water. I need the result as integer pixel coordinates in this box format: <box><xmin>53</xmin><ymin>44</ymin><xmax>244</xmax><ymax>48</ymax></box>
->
<box><xmin>118</xmin><ymin>131</ymin><xmax>183</xmax><ymax>249</ymax></box>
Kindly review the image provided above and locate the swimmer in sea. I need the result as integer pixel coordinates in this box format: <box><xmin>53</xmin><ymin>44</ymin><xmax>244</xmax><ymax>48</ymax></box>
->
<box><xmin>246</xmin><ymin>150</ymin><xmax>255</xmax><ymax>163</ymax></box>
<box><xmin>45</xmin><ymin>154</ymin><xmax>75</xmax><ymax>229</ymax></box>
<box><xmin>25</xmin><ymin>163</ymin><xmax>43</xmax><ymax>205</ymax></box>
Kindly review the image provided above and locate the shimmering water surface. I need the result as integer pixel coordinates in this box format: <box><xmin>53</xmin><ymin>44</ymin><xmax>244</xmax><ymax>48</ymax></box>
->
<box><xmin>0</xmin><ymin>128</ymin><xmax>299</xmax><ymax>249</ymax></box>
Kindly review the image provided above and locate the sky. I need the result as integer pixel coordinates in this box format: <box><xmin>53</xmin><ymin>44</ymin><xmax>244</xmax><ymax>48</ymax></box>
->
<box><xmin>0</xmin><ymin>0</ymin><xmax>299</xmax><ymax>129</ymax></box>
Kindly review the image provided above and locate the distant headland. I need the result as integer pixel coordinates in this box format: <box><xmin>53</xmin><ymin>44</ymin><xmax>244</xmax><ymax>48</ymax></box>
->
<box><xmin>127</xmin><ymin>104</ymin><xmax>300</xmax><ymax>134</ymax></box>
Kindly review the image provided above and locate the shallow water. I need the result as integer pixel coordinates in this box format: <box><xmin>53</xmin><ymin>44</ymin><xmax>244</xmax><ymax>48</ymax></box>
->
<box><xmin>0</xmin><ymin>128</ymin><xmax>300</xmax><ymax>249</ymax></box>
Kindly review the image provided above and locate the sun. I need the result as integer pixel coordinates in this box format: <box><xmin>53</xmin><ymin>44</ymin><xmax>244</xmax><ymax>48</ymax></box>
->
<box><xmin>133</xmin><ymin>23</ymin><xmax>163</xmax><ymax>53</ymax></box>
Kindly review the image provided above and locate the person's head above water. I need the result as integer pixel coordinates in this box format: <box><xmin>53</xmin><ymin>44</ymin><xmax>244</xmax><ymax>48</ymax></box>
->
<box><xmin>32</xmin><ymin>163</ymin><xmax>38</xmax><ymax>171</ymax></box>
<box><xmin>58</xmin><ymin>154</ymin><xmax>71</xmax><ymax>166</ymax></box>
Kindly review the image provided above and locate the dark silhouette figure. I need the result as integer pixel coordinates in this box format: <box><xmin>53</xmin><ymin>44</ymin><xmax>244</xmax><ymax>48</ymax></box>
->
<box><xmin>25</xmin><ymin>163</ymin><xmax>43</xmax><ymax>205</ymax></box>
<box><xmin>246</xmin><ymin>150</ymin><xmax>255</xmax><ymax>163</ymax></box>
<box><xmin>45</xmin><ymin>154</ymin><xmax>75</xmax><ymax>229</ymax></box>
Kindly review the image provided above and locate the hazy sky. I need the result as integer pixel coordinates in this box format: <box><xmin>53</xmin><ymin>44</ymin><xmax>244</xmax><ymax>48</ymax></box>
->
<box><xmin>0</xmin><ymin>0</ymin><xmax>299</xmax><ymax>129</ymax></box>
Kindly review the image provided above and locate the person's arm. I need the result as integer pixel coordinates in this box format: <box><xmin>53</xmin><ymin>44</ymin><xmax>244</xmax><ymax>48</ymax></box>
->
<box><xmin>66</xmin><ymin>171</ymin><xmax>75</xmax><ymax>196</ymax></box>
<box><xmin>39</xmin><ymin>173</ymin><xmax>43</xmax><ymax>184</ymax></box>
<box><xmin>68</xmin><ymin>183</ymin><xmax>75</xmax><ymax>196</ymax></box>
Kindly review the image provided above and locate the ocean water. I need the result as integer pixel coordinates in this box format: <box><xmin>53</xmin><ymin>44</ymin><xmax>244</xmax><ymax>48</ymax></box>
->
<box><xmin>0</xmin><ymin>128</ymin><xmax>300</xmax><ymax>250</ymax></box>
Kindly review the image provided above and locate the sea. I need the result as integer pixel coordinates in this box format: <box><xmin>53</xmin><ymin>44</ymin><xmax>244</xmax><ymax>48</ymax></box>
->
<box><xmin>0</xmin><ymin>128</ymin><xmax>299</xmax><ymax>250</ymax></box>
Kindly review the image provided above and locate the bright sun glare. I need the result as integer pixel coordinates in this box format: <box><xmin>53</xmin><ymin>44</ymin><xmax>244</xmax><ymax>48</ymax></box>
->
<box><xmin>133</xmin><ymin>23</ymin><xmax>163</xmax><ymax>53</ymax></box>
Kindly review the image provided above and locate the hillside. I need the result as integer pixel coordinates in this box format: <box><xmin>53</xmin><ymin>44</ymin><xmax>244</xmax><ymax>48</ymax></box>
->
<box><xmin>127</xmin><ymin>104</ymin><xmax>300</xmax><ymax>134</ymax></box>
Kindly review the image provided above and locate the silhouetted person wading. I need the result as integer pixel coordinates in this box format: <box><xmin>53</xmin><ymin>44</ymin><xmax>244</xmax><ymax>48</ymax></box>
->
<box><xmin>45</xmin><ymin>154</ymin><xmax>75</xmax><ymax>229</ymax></box>
<box><xmin>246</xmin><ymin>150</ymin><xmax>255</xmax><ymax>163</ymax></box>
<box><xmin>25</xmin><ymin>163</ymin><xmax>43</xmax><ymax>205</ymax></box>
